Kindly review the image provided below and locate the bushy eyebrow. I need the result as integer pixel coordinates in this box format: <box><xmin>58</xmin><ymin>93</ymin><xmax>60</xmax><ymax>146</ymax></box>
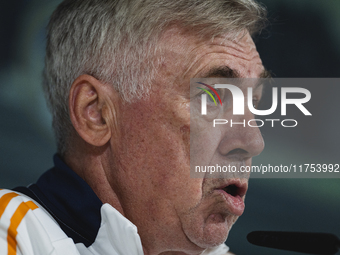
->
<box><xmin>201</xmin><ymin>66</ymin><xmax>240</xmax><ymax>78</ymax></box>
<box><xmin>199</xmin><ymin>66</ymin><xmax>271</xmax><ymax>91</ymax></box>
<box><xmin>201</xmin><ymin>66</ymin><xmax>272</xmax><ymax>79</ymax></box>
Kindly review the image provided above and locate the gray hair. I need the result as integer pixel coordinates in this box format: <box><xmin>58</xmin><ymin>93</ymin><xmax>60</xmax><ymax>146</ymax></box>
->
<box><xmin>43</xmin><ymin>0</ymin><xmax>267</xmax><ymax>155</ymax></box>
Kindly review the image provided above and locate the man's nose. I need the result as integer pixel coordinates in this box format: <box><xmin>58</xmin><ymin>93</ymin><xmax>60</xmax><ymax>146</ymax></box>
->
<box><xmin>217</xmin><ymin>112</ymin><xmax>265</xmax><ymax>160</ymax></box>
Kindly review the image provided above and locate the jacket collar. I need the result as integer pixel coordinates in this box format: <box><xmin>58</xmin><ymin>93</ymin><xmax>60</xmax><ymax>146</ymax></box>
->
<box><xmin>27</xmin><ymin>154</ymin><xmax>103</xmax><ymax>246</ymax></box>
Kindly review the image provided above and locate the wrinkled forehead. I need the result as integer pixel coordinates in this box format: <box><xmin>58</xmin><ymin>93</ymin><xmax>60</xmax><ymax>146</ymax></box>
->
<box><xmin>157</xmin><ymin>27</ymin><xmax>265</xmax><ymax>80</ymax></box>
<box><xmin>159</xmin><ymin>27</ymin><xmax>257</xmax><ymax>53</ymax></box>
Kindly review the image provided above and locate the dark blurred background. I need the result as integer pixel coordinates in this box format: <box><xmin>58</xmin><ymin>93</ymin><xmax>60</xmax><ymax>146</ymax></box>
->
<box><xmin>0</xmin><ymin>0</ymin><xmax>339</xmax><ymax>254</ymax></box>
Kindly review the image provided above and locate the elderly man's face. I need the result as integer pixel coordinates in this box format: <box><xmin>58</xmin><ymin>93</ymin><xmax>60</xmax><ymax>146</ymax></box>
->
<box><xmin>111</xmin><ymin>29</ymin><xmax>264</xmax><ymax>254</ymax></box>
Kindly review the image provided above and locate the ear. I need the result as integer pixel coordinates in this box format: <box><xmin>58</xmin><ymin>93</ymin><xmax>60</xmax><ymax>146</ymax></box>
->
<box><xmin>69</xmin><ymin>74</ymin><xmax>117</xmax><ymax>147</ymax></box>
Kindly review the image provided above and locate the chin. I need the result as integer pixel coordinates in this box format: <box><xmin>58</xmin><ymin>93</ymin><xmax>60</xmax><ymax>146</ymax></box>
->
<box><xmin>183</xmin><ymin>213</ymin><xmax>238</xmax><ymax>249</ymax></box>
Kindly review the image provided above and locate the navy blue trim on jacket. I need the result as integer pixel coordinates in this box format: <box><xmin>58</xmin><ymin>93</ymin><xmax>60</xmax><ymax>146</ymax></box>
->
<box><xmin>13</xmin><ymin>154</ymin><xmax>103</xmax><ymax>247</ymax></box>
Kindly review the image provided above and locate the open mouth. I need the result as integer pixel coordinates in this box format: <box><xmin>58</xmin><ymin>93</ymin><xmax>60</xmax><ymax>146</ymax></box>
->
<box><xmin>220</xmin><ymin>182</ymin><xmax>247</xmax><ymax>198</ymax></box>
<box><xmin>223</xmin><ymin>184</ymin><xmax>239</xmax><ymax>197</ymax></box>
<box><xmin>216</xmin><ymin>181</ymin><xmax>247</xmax><ymax>216</ymax></box>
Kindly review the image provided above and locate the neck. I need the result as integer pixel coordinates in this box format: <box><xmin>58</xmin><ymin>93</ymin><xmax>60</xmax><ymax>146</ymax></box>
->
<box><xmin>63</xmin><ymin>139</ymin><xmax>125</xmax><ymax>217</ymax></box>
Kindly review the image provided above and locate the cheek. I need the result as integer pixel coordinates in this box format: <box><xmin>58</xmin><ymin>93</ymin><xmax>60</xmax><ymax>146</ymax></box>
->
<box><xmin>117</xmin><ymin>101</ymin><xmax>195</xmax><ymax>187</ymax></box>
<box><xmin>190</xmin><ymin>118</ymin><xmax>221</xmax><ymax>167</ymax></box>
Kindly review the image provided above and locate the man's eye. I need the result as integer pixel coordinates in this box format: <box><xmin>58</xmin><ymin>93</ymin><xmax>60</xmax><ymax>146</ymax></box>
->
<box><xmin>206</xmin><ymin>90</ymin><xmax>218</xmax><ymax>104</ymax></box>
<box><xmin>197</xmin><ymin>88</ymin><xmax>218</xmax><ymax>105</ymax></box>
<box><xmin>196</xmin><ymin>86</ymin><xmax>223</xmax><ymax>106</ymax></box>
